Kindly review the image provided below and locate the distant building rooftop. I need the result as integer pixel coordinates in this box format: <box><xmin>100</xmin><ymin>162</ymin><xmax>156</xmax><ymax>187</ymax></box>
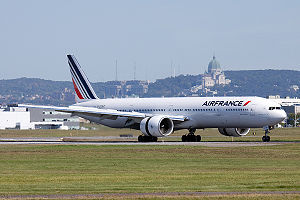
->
<box><xmin>208</xmin><ymin>56</ymin><xmax>221</xmax><ymax>73</ymax></box>
<box><xmin>267</xmin><ymin>95</ymin><xmax>300</xmax><ymax>106</ymax></box>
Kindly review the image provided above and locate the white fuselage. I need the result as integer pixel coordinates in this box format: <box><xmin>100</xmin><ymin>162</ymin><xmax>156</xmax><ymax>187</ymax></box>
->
<box><xmin>73</xmin><ymin>96</ymin><xmax>287</xmax><ymax>130</ymax></box>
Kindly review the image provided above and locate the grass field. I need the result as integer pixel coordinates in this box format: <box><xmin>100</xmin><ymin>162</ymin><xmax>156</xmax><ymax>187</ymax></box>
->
<box><xmin>0</xmin><ymin>143</ymin><xmax>299</xmax><ymax>198</ymax></box>
<box><xmin>0</xmin><ymin>127</ymin><xmax>299</xmax><ymax>199</ymax></box>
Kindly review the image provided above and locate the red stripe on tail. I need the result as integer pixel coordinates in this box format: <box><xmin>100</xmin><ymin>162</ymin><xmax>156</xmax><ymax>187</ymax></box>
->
<box><xmin>72</xmin><ymin>78</ymin><xmax>84</xmax><ymax>99</ymax></box>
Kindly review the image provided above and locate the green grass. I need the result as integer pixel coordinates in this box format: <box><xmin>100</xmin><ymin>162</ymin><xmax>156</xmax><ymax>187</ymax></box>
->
<box><xmin>72</xmin><ymin>194</ymin><xmax>300</xmax><ymax>200</ymax></box>
<box><xmin>102</xmin><ymin>194</ymin><xmax>300</xmax><ymax>200</ymax></box>
<box><xmin>0</xmin><ymin>127</ymin><xmax>299</xmax><ymax>198</ymax></box>
<box><xmin>0</xmin><ymin>143</ymin><xmax>299</xmax><ymax>197</ymax></box>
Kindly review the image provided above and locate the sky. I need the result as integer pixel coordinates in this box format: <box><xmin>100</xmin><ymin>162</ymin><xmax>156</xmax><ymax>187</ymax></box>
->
<box><xmin>0</xmin><ymin>0</ymin><xmax>299</xmax><ymax>82</ymax></box>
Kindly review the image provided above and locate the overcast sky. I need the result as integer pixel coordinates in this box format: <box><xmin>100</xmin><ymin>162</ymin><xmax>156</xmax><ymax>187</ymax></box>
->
<box><xmin>0</xmin><ymin>0</ymin><xmax>299</xmax><ymax>82</ymax></box>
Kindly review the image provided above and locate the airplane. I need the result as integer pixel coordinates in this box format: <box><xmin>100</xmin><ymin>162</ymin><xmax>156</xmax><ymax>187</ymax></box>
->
<box><xmin>20</xmin><ymin>55</ymin><xmax>287</xmax><ymax>142</ymax></box>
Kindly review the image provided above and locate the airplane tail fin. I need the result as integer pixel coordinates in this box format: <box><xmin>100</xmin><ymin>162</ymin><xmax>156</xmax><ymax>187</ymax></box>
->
<box><xmin>67</xmin><ymin>55</ymin><xmax>98</xmax><ymax>102</ymax></box>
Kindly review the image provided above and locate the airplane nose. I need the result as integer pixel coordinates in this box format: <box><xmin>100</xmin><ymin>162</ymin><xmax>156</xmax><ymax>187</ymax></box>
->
<box><xmin>281</xmin><ymin>111</ymin><xmax>287</xmax><ymax>121</ymax></box>
<box><xmin>271</xmin><ymin>110</ymin><xmax>287</xmax><ymax>123</ymax></box>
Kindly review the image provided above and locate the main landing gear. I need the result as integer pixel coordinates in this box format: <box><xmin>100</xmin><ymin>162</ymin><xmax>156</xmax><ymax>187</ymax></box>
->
<box><xmin>181</xmin><ymin>128</ymin><xmax>201</xmax><ymax>142</ymax></box>
<box><xmin>262</xmin><ymin>126</ymin><xmax>271</xmax><ymax>142</ymax></box>
<box><xmin>138</xmin><ymin>135</ymin><xmax>158</xmax><ymax>142</ymax></box>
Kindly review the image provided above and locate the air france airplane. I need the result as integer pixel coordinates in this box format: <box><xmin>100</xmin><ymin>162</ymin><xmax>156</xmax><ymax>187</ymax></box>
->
<box><xmin>20</xmin><ymin>55</ymin><xmax>287</xmax><ymax>142</ymax></box>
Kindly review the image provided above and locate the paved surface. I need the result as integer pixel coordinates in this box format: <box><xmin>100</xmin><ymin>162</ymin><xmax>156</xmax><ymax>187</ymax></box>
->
<box><xmin>0</xmin><ymin>137</ymin><xmax>297</xmax><ymax>147</ymax></box>
<box><xmin>1</xmin><ymin>191</ymin><xmax>299</xmax><ymax>199</ymax></box>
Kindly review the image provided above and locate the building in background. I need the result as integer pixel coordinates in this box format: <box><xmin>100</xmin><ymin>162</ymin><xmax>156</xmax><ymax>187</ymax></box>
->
<box><xmin>267</xmin><ymin>95</ymin><xmax>300</xmax><ymax>106</ymax></box>
<box><xmin>282</xmin><ymin>105</ymin><xmax>300</xmax><ymax>114</ymax></box>
<box><xmin>29</xmin><ymin>108</ymin><xmax>80</xmax><ymax>130</ymax></box>
<box><xmin>267</xmin><ymin>96</ymin><xmax>300</xmax><ymax>127</ymax></box>
<box><xmin>0</xmin><ymin>106</ymin><xmax>30</xmax><ymax>129</ymax></box>
<box><xmin>190</xmin><ymin>56</ymin><xmax>231</xmax><ymax>95</ymax></box>
<box><xmin>104</xmin><ymin>80</ymin><xmax>149</xmax><ymax>98</ymax></box>
<box><xmin>0</xmin><ymin>105</ymin><xmax>79</xmax><ymax>130</ymax></box>
<box><xmin>202</xmin><ymin>56</ymin><xmax>231</xmax><ymax>88</ymax></box>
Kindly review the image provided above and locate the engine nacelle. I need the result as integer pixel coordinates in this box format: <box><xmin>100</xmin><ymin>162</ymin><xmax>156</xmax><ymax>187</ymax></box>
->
<box><xmin>140</xmin><ymin>116</ymin><xmax>174</xmax><ymax>137</ymax></box>
<box><xmin>218</xmin><ymin>128</ymin><xmax>250</xmax><ymax>137</ymax></box>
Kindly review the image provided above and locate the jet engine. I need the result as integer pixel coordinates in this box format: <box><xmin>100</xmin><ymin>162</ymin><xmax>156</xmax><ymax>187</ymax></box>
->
<box><xmin>218</xmin><ymin>128</ymin><xmax>250</xmax><ymax>137</ymax></box>
<box><xmin>140</xmin><ymin>116</ymin><xmax>174</xmax><ymax>137</ymax></box>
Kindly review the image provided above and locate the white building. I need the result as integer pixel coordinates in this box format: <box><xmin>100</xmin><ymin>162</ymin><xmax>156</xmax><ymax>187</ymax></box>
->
<box><xmin>191</xmin><ymin>56</ymin><xmax>231</xmax><ymax>95</ymax></box>
<box><xmin>0</xmin><ymin>107</ymin><xmax>30</xmax><ymax>129</ymax></box>
<box><xmin>29</xmin><ymin>108</ymin><xmax>80</xmax><ymax>130</ymax></box>
<box><xmin>204</xmin><ymin>56</ymin><xmax>231</xmax><ymax>87</ymax></box>
<box><xmin>0</xmin><ymin>105</ymin><xmax>80</xmax><ymax>130</ymax></box>
<box><xmin>267</xmin><ymin>96</ymin><xmax>300</xmax><ymax>106</ymax></box>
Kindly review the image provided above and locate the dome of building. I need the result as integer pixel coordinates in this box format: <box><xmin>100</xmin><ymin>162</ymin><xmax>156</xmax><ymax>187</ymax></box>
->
<box><xmin>208</xmin><ymin>56</ymin><xmax>221</xmax><ymax>73</ymax></box>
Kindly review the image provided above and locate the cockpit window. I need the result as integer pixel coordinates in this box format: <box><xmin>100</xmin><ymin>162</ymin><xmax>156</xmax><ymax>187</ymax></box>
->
<box><xmin>269</xmin><ymin>107</ymin><xmax>281</xmax><ymax>110</ymax></box>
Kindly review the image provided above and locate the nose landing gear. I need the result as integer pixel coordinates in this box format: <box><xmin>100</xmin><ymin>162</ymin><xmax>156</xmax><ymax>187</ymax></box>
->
<box><xmin>262</xmin><ymin>126</ymin><xmax>272</xmax><ymax>142</ymax></box>
<box><xmin>181</xmin><ymin>128</ymin><xmax>201</xmax><ymax>142</ymax></box>
<box><xmin>262</xmin><ymin>135</ymin><xmax>270</xmax><ymax>142</ymax></box>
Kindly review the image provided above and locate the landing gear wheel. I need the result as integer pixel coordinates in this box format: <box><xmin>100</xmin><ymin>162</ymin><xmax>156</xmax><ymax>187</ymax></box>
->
<box><xmin>262</xmin><ymin>127</ymin><xmax>271</xmax><ymax>142</ymax></box>
<box><xmin>181</xmin><ymin>135</ymin><xmax>187</xmax><ymax>142</ymax></box>
<box><xmin>138</xmin><ymin>135</ymin><xmax>144</xmax><ymax>142</ymax></box>
<box><xmin>196</xmin><ymin>135</ymin><xmax>201</xmax><ymax>142</ymax></box>
<box><xmin>182</xmin><ymin>129</ymin><xmax>201</xmax><ymax>142</ymax></box>
<box><xmin>138</xmin><ymin>135</ymin><xmax>158</xmax><ymax>142</ymax></box>
<box><xmin>187</xmin><ymin>134</ymin><xmax>193</xmax><ymax>142</ymax></box>
<box><xmin>262</xmin><ymin>135</ymin><xmax>271</xmax><ymax>142</ymax></box>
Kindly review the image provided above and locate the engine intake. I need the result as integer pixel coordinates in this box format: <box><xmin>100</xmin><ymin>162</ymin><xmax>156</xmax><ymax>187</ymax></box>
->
<box><xmin>140</xmin><ymin>116</ymin><xmax>174</xmax><ymax>137</ymax></box>
<box><xmin>218</xmin><ymin>128</ymin><xmax>250</xmax><ymax>137</ymax></box>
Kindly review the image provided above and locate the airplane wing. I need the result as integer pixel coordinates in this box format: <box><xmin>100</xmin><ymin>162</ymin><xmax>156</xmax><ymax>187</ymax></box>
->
<box><xmin>18</xmin><ymin>104</ymin><xmax>188</xmax><ymax>122</ymax></box>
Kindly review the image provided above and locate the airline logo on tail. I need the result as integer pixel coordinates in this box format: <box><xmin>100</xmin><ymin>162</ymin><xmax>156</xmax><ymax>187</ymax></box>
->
<box><xmin>67</xmin><ymin>55</ymin><xmax>98</xmax><ymax>100</ymax></box>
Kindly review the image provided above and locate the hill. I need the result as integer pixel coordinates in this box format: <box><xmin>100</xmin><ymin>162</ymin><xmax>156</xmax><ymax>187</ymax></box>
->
<box><xmin>0</xmin><ymin>70</ymin><xmax>299</xmax><ymax>106</ymax></box>
<box><xmin>223</xmin><ymin>70</ymin><xmax>300</xmax><ymax>97</ymax></box>
<box><xmin>0</xmin><ymin>78</ymin><xmax>74</xmax><ymax>106</ymax></box>
<box><xmin>145</xmin><ymin>69</ymin><xmax>300</xmax><ymax>98</ymax></box>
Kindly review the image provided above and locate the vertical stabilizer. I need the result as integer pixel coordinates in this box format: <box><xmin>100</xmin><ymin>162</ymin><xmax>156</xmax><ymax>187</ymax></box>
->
<box><xmin>67</xmin><ymin>55</ymin><xmax>98</xmax><ymax>101</ymax></box>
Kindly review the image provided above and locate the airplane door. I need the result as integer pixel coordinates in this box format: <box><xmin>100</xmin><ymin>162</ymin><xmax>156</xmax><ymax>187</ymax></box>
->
<box><xmin>219</xmin><ymin>108</ymin><xmax>227</xmax><ymax>126</ymax></box>
<box><xmin>250</xmin><ymin>104</ymin><xmax>255</xmax><ymax>116</ymax></box>
<box><xmin>128</xmin><ymin>104</ymin><xmax>134</xmax><ymax>112</ymax></box>
<box><xmin>168</xmin><ymin>104</ymin><xmax>174</xmax><ymax>112</ymax></box>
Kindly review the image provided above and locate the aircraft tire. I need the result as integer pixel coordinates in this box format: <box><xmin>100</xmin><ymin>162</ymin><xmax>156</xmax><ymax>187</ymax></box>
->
<box><xmin>138</xmin><ymin>135</ymin><xmax>157</xmax><ymax>142</ymax></box>
<box><xmin>196</xmin><ymin>135</ymin><xmax>201</xmax><ymax>142</ymax></box>
<box><xmin>262</xmin><ymin>136</ymin><xmax>270</xmax><ymax>142</ymax></box>
<box><xmin>189</xmin><ymin>135</ymin><xmax>196</xmax><ymax>142</ymax></box>
<box><xmin>152</xmin><ymin>136</ymin><xmax>158</xmax><ymax>142</ymax></box>
<box><xmin>262</xmin><ymin>135</ymin><xmax>271</xmax><ymax>142</ymax></box>
<box><xmin>138</xmin><ymin>135</ymin><xmax>144</xmax><ymax>142</ymax></box>
<box><xmin>182</xmin><ymin>135</ymin><xmax>187</xmax><ymax>142</ymax></box>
